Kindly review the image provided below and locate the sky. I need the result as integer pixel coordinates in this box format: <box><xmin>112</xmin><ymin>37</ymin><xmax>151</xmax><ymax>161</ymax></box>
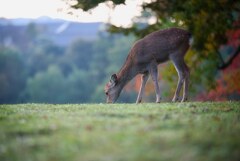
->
<box><xmin>0</xmin><ymin>0</ymin><xmax>145</xmax><ymax>27</ymax></box>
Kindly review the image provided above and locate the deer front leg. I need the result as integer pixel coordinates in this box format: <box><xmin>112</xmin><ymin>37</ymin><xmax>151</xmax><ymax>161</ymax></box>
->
<box><xmin>150</xmin><ymin>64</ymin><xmax>161</xmax><ymax>103</ymax></box>
<box><xmin>136</xmin><ymin>72</ymin><xmax>149</xmax><ymax>103</ymax></box>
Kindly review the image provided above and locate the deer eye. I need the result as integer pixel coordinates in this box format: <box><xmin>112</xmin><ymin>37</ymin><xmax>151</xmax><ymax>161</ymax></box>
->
<box><xmin>105</xmin><ymin>92</ymin><xmax>108</xmax><ymax>96</ymax></box>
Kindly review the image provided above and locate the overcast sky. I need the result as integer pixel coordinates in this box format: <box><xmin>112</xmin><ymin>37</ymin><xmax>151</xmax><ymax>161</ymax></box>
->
<box><xmin>0</xmin><ymin>0</ymin><xmax>145</xmax><ymax>27</ymax></box>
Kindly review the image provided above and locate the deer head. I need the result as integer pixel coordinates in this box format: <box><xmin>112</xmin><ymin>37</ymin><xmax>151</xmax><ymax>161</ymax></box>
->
<box><xmin>104</xmin><ymin>74</ymin><xmax>121</xmax><ymax>103</ymax></box>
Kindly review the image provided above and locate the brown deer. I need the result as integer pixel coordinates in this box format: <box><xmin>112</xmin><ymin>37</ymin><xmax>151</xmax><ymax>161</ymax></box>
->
<box><xmin>104</xmin><ymin>27</ymin><xmax>192</xmax><ymax>103</ymax></box>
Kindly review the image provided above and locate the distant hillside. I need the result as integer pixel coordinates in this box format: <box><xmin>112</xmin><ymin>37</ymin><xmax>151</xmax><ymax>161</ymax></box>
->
<box><xmin>42</xmin><ymin>21</ymin><xmax>103</xmax><ymax>46</ymax></box>
<box><xmin>0</xmin><ymin>17</ymin><xmax>104</xmax><ymax>46</ymax></box>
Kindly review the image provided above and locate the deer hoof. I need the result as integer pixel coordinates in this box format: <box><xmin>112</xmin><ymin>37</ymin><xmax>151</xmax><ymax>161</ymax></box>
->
<box><xmin>136</xmin><ymin>99</ymin><xmax>142</xmax><ymax>104</ymax></box>
<box><xmin>181</xmin><ymin>98</ymin><xmax>188</xmax><ymax>102</ymax></box>
<box><xmin>172</xmin><ymin>97</ymin><xmax>179</xmax><ymax>102</ymax></box>
<box><xmin>156</xmin><ymin>98</ymin><xmax>161</xmax><ymax>103</ymax></box>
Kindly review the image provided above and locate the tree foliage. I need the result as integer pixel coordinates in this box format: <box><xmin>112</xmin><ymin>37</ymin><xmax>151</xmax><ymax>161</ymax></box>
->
<box><xmin>72</xmin><ymin>0</ymin><xmax>239</xmax><ymax>49</ymax></box>
<box><xmin>0</xmin><ymin>47</ymin><xmax>26</xmax><ymax>103</ymax></box>
<box><xmin>197</xmin><ymin>28</ymin><xmax>240</xmax><ymax>101</ymax></box>
<box><xmin>72</xmin><ymin>0</ymin><xmax>125</xmax><ymax>11</ymax></box>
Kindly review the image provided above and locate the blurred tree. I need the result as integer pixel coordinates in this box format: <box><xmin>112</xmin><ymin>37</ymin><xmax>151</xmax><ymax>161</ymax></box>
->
<box><xmin>25</xmin><ymin>65</ymin><xmax>67</xmax><ymax>103</ymax></box>
<box><xmin>25</xmin><ymin>65</ymin><xmax>96</xmax><ymax>103</ymax></box>
<box><xmin>26</xmin><ymin>38</ymin><xmax>65</xmax><ymax>76</ymax></box>
<box><xmin>0</xmin><ymin>47</ymin><xmax>26</xmax><ymax>103</ymax></box>
<box><xmin>89</xmin><ymin>33</ymin><xmax>111</xmax><ymax>81</ymax></box>
<box><xmin>197</xmin><ymin>27</ymin><xmax>240</xmax><ymax>101</ymax></box>
<box><xmin>26</xmin><ymin>23</ymin><xmax>39</xmax><ymax>41</ymax></box>
<box><xmin>71</xmin><ymin>0</ymin><xmax>125</xmax><ymax>11</ymax></box>
<box><xmin>67</xmin><ymin>67</ymin><xmax>94</xmax><ymax>103</ymax></box>
<box><xmin>197</xmin><ymin>53</ymin><xmax>240</xmax><ymax>101</ymax></box>
<box><xmin>64</xmin><ymin>39</ymin><xmax>94</xmax><ymax>71</ymax></box>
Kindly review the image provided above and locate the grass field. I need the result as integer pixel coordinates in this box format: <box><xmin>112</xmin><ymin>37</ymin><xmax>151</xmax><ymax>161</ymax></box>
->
<box><xmin>0</xmin><ymin>102</ymin><xmax>239</xmax><ymax>161</ymax></box>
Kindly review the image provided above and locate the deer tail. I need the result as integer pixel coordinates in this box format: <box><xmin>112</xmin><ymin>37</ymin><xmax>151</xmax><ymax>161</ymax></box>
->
<box><xmin>188</xmin><ymin>33</ymin><xmax>194</xmax><ymax>46</ymax></box>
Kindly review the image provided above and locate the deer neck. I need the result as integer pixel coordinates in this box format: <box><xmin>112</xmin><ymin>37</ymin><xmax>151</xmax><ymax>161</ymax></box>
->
<box><xmin>116</xmin><ymin>60</ymin><xmax>137</xmax><ymax>90</ymax></box>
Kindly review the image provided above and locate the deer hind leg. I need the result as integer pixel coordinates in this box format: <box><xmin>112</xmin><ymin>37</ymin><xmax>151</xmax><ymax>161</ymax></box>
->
<box><xmin>182</xmin><ymin>63</ymin><xmax>190</xmax><ymax>102</ymax></box>
<box><xmin>171</xmin><ymin>56</ymin><xmax>189</xmax><ymax>102</ymax></box>
<box><xmin>136</xmin><ymin>72</ymin><xmax>149</xmax><ymax>103</ymax></box>
<box><xmin>150</xmin><ymin>63</ymin><xmax>161</xmax><ymax>103</ymax></box>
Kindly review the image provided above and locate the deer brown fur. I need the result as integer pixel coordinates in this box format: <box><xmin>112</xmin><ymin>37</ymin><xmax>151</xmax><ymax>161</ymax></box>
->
<box><xmin>105</xmin><ymin>27</ymin><xmax>192</xmax><ymax>103</ymax></box>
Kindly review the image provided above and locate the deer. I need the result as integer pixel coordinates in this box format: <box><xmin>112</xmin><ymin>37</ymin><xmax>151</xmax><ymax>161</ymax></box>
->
<box><xmin>104</xmin><ymin>27</ymin><xmax>192</xmax><ymax>103</ymax></box>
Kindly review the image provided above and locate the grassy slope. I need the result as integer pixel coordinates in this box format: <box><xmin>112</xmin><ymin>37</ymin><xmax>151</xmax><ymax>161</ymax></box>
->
<box><xmin>0</xmin><ymin>102</ymin><xmax>239</xmax><ymax>161</ymax></box>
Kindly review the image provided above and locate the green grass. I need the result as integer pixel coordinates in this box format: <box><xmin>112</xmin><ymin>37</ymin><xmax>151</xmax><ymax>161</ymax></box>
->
<box><xmin>0</xmin><ymin>102</ymin><xmax>239</xmax><ymax>161</ymax></box>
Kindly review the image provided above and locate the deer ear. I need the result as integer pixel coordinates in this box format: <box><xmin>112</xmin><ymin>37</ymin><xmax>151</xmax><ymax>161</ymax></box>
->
<box><xmin>110</xmin><ymin>74</ymin><xmax>118</xmax><ymax>84</ymax></box>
